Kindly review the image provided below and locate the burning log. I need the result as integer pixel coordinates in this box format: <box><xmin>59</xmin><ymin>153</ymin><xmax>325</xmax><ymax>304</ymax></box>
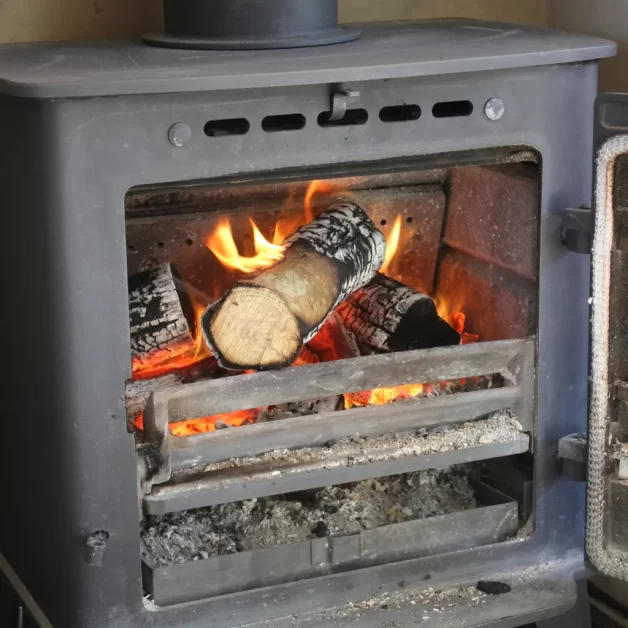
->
<box><xmin>202</xmin><ymin>202</ymin><xmax>386</xmax><ymax>371</ymax></box>
<box><xmin>125</xmin><ymin>357</ymin><xmax>221</xmax><ymax>427</ymax></box>
<box><xmin>129</xmin><ymin>264</ymin><xmax>195</xmax><ymax>371</ymax></box>
<box><xmin>336</xmin><ymin>274</ymin><xmax>460</xmax><ymax>353</ymax></box>
<box><xmin>307</xmin><ymin>313</ymin><xmax>361</xmax><ymax>362</ymax></box>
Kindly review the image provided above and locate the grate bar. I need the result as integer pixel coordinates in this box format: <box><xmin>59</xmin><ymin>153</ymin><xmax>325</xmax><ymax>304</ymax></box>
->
<box><xmin>144</xmin><ymin>436</ymin><xmax>529</xmax><ymax>514</ymax></box>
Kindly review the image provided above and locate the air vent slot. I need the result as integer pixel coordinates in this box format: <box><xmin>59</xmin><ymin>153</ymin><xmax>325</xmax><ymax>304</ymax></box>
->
<box><xmin>432</xmin><ymin>101</ymin><xmax>473</xmax><ymax>118</ymax></box>
<box><xmin>262</xmin><ymin>114</ymin><xmax>306</xmax><ymax>133</ymax></box>
<box><xmin>318</xmin><ymin>109</ymin><xmax>368</xmax><ymax>128</ymax></box>
<box><xmin>379</xmin><ymin>104</ymin><xmax>421</xmax><ymax>123</ymax></box>
<box><xmin>204</xmin><ymin>118</ymin><xmax>250</xmax><ymax>137</ymax></box>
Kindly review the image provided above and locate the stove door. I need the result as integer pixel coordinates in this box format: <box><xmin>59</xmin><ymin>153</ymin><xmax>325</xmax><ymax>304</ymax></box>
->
<box><xmin>587</xmin><ymin>93</ymin><xmax>628</xmax><ymax>580</ymax></box>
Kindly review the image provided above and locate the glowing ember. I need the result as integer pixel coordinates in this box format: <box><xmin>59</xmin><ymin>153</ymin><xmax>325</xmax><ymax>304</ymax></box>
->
<box><xmin>204</xmin><ymin>218</ymin><xmax>285</xmax><ymax>274</ymax></box>
<box><xmin>131</xmin><ymin>180</ymin><xmax>480</xmax><ymax>437</ymax></box>
<box><xmin>434</xmin><ymin>298</ymin><xmax>479</xmax><ymax>345</ymax></box>
<box><xmin>169</xmin><ymin>409</ymin><xmax>258</xmax><ymax>436</ymax></box>
<box><xmin>344</xmin><ymin>383</ymin><xmax>425</xmax><ymax>410</ymax></box>
<box><xmin>133</xmin><ymin>408</ymin><xmax>258</xmax><ymax>436</ymax></box>
<box><xmin>380</xmin><ymin>215</ymin><xmax>402</xmax><ymax>275</ymax></box>
<box><xmin>131</xmin><ymin>301</ymin><xmax>212</xmax><ymax>379</ymax></box>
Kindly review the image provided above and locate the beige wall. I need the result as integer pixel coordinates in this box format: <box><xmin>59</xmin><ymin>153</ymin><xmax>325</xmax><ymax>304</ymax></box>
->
<box><xmin>0</xmin><ymin>0</ymin><xmax>550</xmax><ymax>44</ymax></box>
<box><xmin>551</xmin><ymin>0</ymin><xmax>628</xmax><ymax>92</ymax></box>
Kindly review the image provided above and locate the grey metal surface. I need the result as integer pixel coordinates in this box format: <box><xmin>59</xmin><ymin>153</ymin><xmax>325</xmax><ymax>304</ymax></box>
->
<box><xmin>168</xmin><ymin>386</ymin><xmax>521</xmax><ymax>471</ymax></box>
<box><xmin>258</xmin><ymin>575</ymin><xmax>579</xmax><ymax>628</ymax></box>
<box><xmin>558</xmin><ymin>433</ymin><xmax>588</xmax><ymax>482</ymax></box>
<box><xmin>0</xmin><ymin>20</ymin><xmax>614</xmax><ymax>98</ymax></box>
<box><xmin>146</xmin><ymin>495</ymin><xmax>518</xmax><ymax>605</ymax></box>
<box><xmin>156</xmin><ymin>339</ymin><xmax>525</xmax><ymax>421</ymax></box>
<box><xmin>145</xmin><ymin>436</ymin><xmax>530</xmax><ymax>514</ymax></box>
<box><xmin>145</xmin><ymin>0</ymin><xmax>360</xmax><ymax>50</ymax></box>
<box><xmin>140</xmin><ymin>339</ymin><xmax>529</xmax><ymax>489</ymax></box>
<box><xmin>0</xmin><ymin>36</ymin><xmax>601</xmax><ymax>628</ymax></box>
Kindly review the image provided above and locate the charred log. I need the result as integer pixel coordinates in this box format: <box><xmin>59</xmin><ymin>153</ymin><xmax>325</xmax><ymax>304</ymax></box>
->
<box><xmin>307</xmin><ymin>313</ymin><xmax>361</xmax><ymax>362</ymax></box>
<box><xmin>129</xmin><ymin>264</ymin><xmax>195</xmax><ymax>369</ymax></box>
<box><xmin>126</xmin><ymin>357</ymin><xmax>221</xmax><ymax>427</ymax></box>
<box><xmin>336</xmin><ymin>274</ymin><xmax>460</xmax><ymax>352</ymax></box>
<box><xmin>202</xmin><ymin>202</ymin><xmax>386</xmax><ymax>371</ymax></box>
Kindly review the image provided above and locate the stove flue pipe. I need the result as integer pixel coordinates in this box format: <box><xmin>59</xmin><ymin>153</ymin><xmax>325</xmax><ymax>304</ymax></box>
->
<box><xmin>143</xmin><ymin>0</ymin><xmax>361</xmax><ymax>50</ymax></box>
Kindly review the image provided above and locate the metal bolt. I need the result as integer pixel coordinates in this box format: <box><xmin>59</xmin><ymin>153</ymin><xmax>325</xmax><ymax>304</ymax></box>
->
<box><xmin>168</xmin><ymin>122</ymin><xmax>192</xmax><ymax>147</ymax></box>
<box><xmin>484</xmin><ymin>98</ymin><xmax>505</xmax><ymax>121</ymax></box>
<box><xmin>85</xmin><ymin>530</ymin><xmax>110</xmax><ymax>566</ymax></box>
<box><xmin>619</xmin><ymin>400</ymin><xmax>628</xmax><ymax>413</ymax></box>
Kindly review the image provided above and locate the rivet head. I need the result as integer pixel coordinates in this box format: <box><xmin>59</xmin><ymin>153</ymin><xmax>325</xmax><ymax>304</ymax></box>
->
<box><xmin>484</xmin><ymin>98</ymin><xmax>505</xmax><ymax>121</ymax></box>
<box><xmin>168</xmin><ymin>122</ymin><xmax>192</xmax><ymax>147</ymax></box>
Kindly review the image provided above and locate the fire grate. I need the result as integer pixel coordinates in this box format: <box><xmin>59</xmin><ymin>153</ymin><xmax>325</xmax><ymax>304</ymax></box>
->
<box><xmin>138</xmin><ymin>338</ymin><xmax>533</xmax><ymax>512</ymax></box>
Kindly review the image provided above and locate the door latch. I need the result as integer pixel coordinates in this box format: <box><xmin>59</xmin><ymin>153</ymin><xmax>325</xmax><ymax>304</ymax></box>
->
<box><xmin>558</xmin><ymin>433</ymin><xmax>587</xmax><ymax>482</ymax></box>
<box><xmin>561</xmin><ymin>206</ymin><xmax>593</xmax><ymax>254</ymax></box>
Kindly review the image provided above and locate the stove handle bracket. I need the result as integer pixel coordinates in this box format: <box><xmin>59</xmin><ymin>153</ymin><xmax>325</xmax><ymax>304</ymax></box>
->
<box><xmin>561</xmin><ymin>206</ymin><xmax>593</xmax><ymax>254</ymax></box>
<box><xmin>558</xmin><ymin>433</ymin><xmax>588</xmax><ymax>482</ymax></box>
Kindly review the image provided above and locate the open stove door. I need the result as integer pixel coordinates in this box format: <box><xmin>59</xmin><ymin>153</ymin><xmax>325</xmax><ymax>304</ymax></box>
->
<box><xmin>586</xmin><ymin>93</ymin><xmax>628</xmax><ymax>580</ymax></box>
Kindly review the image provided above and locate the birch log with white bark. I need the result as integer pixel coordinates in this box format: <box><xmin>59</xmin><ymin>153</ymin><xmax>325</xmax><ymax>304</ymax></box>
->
<box><xmin>202</xmin><ymin>202</ymin><xmax>386</xmax><ymax>371</ymax></box>
<box><xmin>336</xmin><ymin>273</ymin><xmax>460</xmax><ymax>352</ymax></box>
<box><xmin>128</xmin><ymin>264</ymin><xmax>194</xmax><ymax>369</ymax></box>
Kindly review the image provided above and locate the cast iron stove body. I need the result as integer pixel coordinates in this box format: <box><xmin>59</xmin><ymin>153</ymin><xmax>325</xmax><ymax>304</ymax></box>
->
<box><xmin>0</xmin><ymin>19</ymin><xmax>616</xmax><ymax>628</ymax></box>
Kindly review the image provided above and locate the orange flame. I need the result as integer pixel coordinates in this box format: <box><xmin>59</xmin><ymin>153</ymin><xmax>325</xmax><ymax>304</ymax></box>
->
<box><xmin>380</xmin><ymin>215</ymin><xmax>402</xmax><ymax>275</ymax></box>
<box><xmin>169</xmin><ymin>408</ymin><xmax>258</xmax><ymax>436</ymax></box>
<box><xmin>133</xmin><ymin>408</ymin><xmax>258</xmax><ymax>436</ymax></box>
<box><xmin>304</xmin><ymin>180</ymin><xmax>343</xmax><ymax>223</ymax></box>
<box><xmin>131</xmin><ymin>300</ymin><xmax>212</xmax><ymax>379</ymax></box>
<box><xmin>205</xmin><ymin>218</ymin><xmax>285</xmax><ymax>274</ymax></box>
<box><xmin>435</xmin><ymin>298</ymin><xmax>480</xmax><ymax>344</ymax></box>
<box><xmin>344</xmin><ymin>382</ymin><xmax>425</xmax><ymax>410</ymax></box>
<box><xmin>131</xmin><ymin>180</ymin><xmax>482</xmax><ymax>437</ymax></box>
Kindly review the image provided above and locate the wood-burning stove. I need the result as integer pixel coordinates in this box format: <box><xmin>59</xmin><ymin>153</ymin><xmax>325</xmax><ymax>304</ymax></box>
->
<box><xmin>0</xmin><ymin>13</ymin><xmax>622</xmax><ymax>628</ymax></box>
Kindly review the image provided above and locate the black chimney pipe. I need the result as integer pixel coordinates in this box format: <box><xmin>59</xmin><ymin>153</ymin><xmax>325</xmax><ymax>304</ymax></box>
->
<box><xmin>143</xmin><ymin>0</ymin><xmax>361</xmax><ymax>50</ymax></box>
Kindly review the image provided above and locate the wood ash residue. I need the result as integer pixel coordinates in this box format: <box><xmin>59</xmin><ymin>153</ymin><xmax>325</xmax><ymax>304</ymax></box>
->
<box><xmin>354</xmin><ymin>585</ymin><xmax>487</xmax><ymax>612</ymax></box>
<box><xmin>314</xmin><ymin>585</ymin><xmax>488</xmax><ymax>623</ymax></box>
<box><xmin>182</xmin><ymin>411</ymin><xmax>524</xmax><ymax>478</ymax></box>
<box><xmin>141</xmin><ymin>466</ymin><xmax>476</xmax><ymax>567</ymax></box>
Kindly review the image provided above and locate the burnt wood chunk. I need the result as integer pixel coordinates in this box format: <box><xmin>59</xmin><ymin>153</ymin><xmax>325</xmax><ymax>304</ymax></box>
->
<box><xmin>128</xmin><ymin>264</ymin><xmax>194</xmax><ymax>369</ymax></box>
<box><xmin>125</xmin><ymin>357</ymin><xmax>222</xmax><ymax>426</ymax></box>
<box><xmin>337</xmin><ymin>274</ymin><xmax>460</xmax><ymax>352</ymax></box>
<box><xmin>202</xmin><ymin>202</ymin><xmax>386</xmax><ymax>371</ymax></box>
<box><xmin>307</xmin><ymin>313</ymin><xmax>360</xmax><ymax>362</ymax></box>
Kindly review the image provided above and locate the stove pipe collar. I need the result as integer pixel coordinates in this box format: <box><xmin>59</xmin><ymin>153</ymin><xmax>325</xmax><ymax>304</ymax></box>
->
<box><xmin>143</xmin><ymin>0</ymin><xmax>361</xmax><ymax>50</ymax></box>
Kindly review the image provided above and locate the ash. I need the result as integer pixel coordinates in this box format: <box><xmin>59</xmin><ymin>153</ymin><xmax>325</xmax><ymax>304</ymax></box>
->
<box><xmin>141</xmin><ymin>466</ymin><xmax>476</xmax><ymax>567</ymax></box>
<box><xmin>189</xmin><ymin>411</ymin><xmax>523</xmax><ymax>476</ymax></box>
<box><xmin>313</xmin><ymin>585</ymin><xmax>487</xmax><ymax>624</ymax></box>
<box><xmin>353</xmin><ymin>585</ymin><xmax>487</xmax><ymax>612</ymax></box>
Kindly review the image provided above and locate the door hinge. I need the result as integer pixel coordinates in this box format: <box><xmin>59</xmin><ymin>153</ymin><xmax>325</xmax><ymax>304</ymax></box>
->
<box><xmin>561</xmin><ymin>206</ymin><xmax>593</xmax><ymax>254</ymax></box>
<box><xmin>558</xmin><ymin>433</ymin><xmax>587</xmax><ymax>482</ymax></box>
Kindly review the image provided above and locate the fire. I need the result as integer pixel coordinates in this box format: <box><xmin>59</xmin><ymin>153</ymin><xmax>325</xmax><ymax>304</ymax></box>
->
<box><xmin>204</xmin><ymin>218</ymin><xmax>285</xmax><ymax>274</ymax></box>
<box><xmin>169</xmin><ymin>408</ymin><xmax>258</xmax><ymax>436</ymax></box>
<box><xmin>133</xmin><ymin>408</ymin><xmax>258</xmax><ymax>436</ymax></box>
<box><xmin>344</xmin><ymin>383</ymin><xmax>425</xmax><ymax>410</ymax></box>
<box><xmin>434</xmin><ymin>298</ymin><xmax>479</xmax><ymax>344</ymax></box>
<box><xmin>304</xmin><ymin>180</ymin><xmax>342</xmax><ymax>223</ymax></box>
<box><xmin>132</xmin><ymin>180</ymin><xmax>481</xmax><ymax>437</ymax></box>
<box><xmin>204</xmin><ymin>180</ymin><xmax>350</xmax><ymax>276</ymax></box>
<box><xmin>380</xmin><ymin>215</ymin><xmax>402</xmax><ymax>275</ymax></box>
<box><xmin>131</xmin><ymin>301</ymin><xmax>211</xmax><ymax>379</ymax></box>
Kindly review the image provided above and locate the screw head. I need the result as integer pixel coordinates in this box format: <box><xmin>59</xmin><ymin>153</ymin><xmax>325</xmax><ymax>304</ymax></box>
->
<box><xmin>619</xmin><ymin>400</ymin><xmax>628</xmax><ymax>413</ymax></box>
<box><xmin>168</xmin><ymin>122</ymin><xmax>192</xmax><ymax>147</ymax></box>
<box><xmin>484</xmin><ymin>98</ymin><xmax>505</xmax><ymax>121</ymax></box>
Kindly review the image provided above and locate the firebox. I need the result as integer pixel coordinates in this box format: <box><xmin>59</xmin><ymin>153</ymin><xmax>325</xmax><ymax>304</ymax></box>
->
<box><xmin>0</xmin><ymin>10</ymin><xmax>623</xmax><ymax>628</ymax></box>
